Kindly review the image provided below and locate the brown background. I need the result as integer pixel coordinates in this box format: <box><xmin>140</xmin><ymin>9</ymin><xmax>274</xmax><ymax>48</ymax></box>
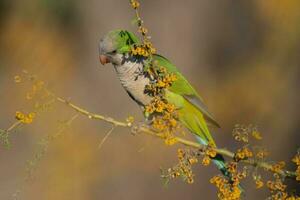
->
<box><xmin>0</xmin><ymin>0</ymin><xmax>299</xmax><ymax>199</ymax></box>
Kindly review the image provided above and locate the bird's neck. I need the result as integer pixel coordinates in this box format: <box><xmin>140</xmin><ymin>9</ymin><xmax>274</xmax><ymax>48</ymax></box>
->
<box><xmin>113</xmin><ymin>59</ymin><xmax>152</xmax><ymax>106</ymax></box>
<box><xmin>114</xmin><ymin>60</ymin><xmax>144</xmax><ymax>81</ymax></box>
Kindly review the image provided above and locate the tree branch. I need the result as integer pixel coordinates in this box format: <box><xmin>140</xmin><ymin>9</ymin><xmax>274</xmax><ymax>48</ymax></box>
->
<box><xmin>55</xmin><ymin>95</ymin><xmax>297</xmax><ymax>180</ymax></box>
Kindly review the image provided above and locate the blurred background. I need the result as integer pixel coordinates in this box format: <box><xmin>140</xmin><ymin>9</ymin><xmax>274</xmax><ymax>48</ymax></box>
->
<box><xmin>0</xmin><ymin>0</ymin><xmax>299</xmax><ymax>199</ymax></box>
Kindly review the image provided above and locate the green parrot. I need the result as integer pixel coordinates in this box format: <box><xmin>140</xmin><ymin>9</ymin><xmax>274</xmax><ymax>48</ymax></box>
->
<box><xmin>99</xmin><ymin>29</ymin><xmax>230</xmax><ymax>178</ymax></box>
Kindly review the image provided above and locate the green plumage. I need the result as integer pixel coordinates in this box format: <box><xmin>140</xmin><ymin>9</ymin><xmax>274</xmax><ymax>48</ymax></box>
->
<box><xmin>100</xmin><ymin>29</ymin><xmax>244</xmax><ymax>192</ymax></box>
<box><xmin>106</xmin><ymin>30</ymin><xmax>141</xmax><ymax>53</ymax></box>
<box><xmin>106</xmin><ymin>29</ymin><xmax>220</xmax><ymax>146</ymax></box>
<box><xmin>152</xmin><ymin>54</ymin><xmax>218</xmax><ymax>147</ymax></box>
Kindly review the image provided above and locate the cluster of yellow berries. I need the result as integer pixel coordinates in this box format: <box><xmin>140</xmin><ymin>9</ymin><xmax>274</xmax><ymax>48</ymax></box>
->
<box><xmin>227</xmin><ymin>162</ymin><xmax>247</xmax><ymax>183</ymax></box>
<box><xmin>130</xmin><ymin>0</ymin><xmax>179</xmax><ymax>146</ymax></box>
<box><xmin>201</xmin><ymin>145</ymin><xmax>217</xmax><ymax>166</ymax></box>
<box><xmin>232</xmin><ymin>124</ymin><xmax>262</xmax><ymax>143</ymax></box>
<box><xmin>210</xmin><ymin>160</ymin><xmax>249</xmax><ymax>200</ymax></box>
<box><xmin>153</xmin><ymin>113</ymin><xmax>178</xmax><ymax>137</ymax></box>
<box><xmin>255</xmin><ymin>179</ymin><xmax>264</xmax><ymax>189</ymax></box>
<box><xmin>130</xmin><ymin>0</ymin><xmax>140</xmax><ymax>9</ymax></box>
<box><xmin>138</xmin><ymin>27</ymin><xmax>148</xmax><ymax>35</ymax></box>
<box><xmin>164</xmin><ymin>137</ymin><xmax>178</xmax><ymax>146</ymax></box>
<box><xmin>143</xmin><ymin>63</ymin><xmax>180</xmax><ymax>145</ymax></box>
<box><xmin>145</xmin><ymin>97</ymin><xmax>175</xmax><ymax>114</ymax></box>
<box><xmin>202</xmin><ymin>156</ymin><xmax>211</xmax><ymax>166</ymax></box>
<box><xmin>15</xmin><ymin>111</ymin><xmax>36</xmax><ymax>124</ymax></box>
<box><xmin>292</xmin><ymin>153</ymin><xmax>300</xmax><ymax>181</ymax></box>
<box><xmin>149</xmin><ymin>104</ymin><xmax>179</xmax><ymax>144</ymax></box>
<box><xmin>131</xmin><ymin>45</ymin><xmax>150</xmax><ymax>57</ymax></box>
<box><xmin>265</xmin><ymin>167</ymin><xmax>300</xmax><ymax>200</ymax></box>
<box><xmin>145</xmin><ymin>67</ymin><xmax>177</xmax><ymax>96</ymax></box>
<box><xmin>266</xmin><ymin>178</ymin><xmax>293</xmax><ymax>200</ymax></box>
<box><xmin>234</xmin><ymin>147</ymin><xmax>253</xmax><ymax>161</ymax></box>
<box><xmin>270</xmin><ymin>161</ymin><xmax>286</xmax><ymax>174</ymax></box>
<box><xmin>251</xmin><ymin>129</ymin><xmax>262</xmax><ymax>140</ymax></box>
<box><xmin>210</xmin><ymin>175</ymin><xmax>242</xmax><ymax>200</ymax></box>
<box><xmin>156</xmin><ymin>73</ymin><xmax>178</xmax><ymax>88</ymax></box>
<box><xmin>151</xmin><ymin>114</ymin><xmax>179</xmax><ymax>146</ymax></box>
<box><xmin>267</xmin><ymin>179</ymin><xmax>286</xmax><ymax>192</ymax></box>
<box><xmin>271</xmin><ymin>193</ymin><xmax>300</xmax><ymax>200</ymax></box>
<box><xmin>163</xmin><ymin>149</ymin><xmax>198</xmax><ymax>184</ymax></box>
<box><xmin>226</xmin><ymin>162</ymin><xmax>238</xmax><ymax>174</ymax></box>
<box><xmin>130</xmin><ymin>42</ymin><xmax>156</xmax><ymax>58</ymax></box>
<box><xmin>255</xmin><ymin>148</ymin><xmax>269</xmax><ymax>159</ymax></box>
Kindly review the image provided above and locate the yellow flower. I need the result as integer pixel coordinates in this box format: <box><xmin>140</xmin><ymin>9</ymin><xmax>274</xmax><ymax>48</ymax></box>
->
<box><xmin>177</xmin><ymin>149</ymin><xmax>184</xmax><ymax>160</ymax></box>
<box><xmin>202</xmin><ymin>156</ymin><xmax>211</xmax><ymax>166</ymax></box>
<box><xmin>235</xmin><ymin>147</ymin><xmax>253</xmax><ymax>161</ymax></box>
<box><xmin>292</xmin><ymin>154</ymin><xmax>300</xmax><ymax>165</ymax></box>
<box><xmin>296</xmin><ymin>166</ymin><xmax>300</xmax><ymax>181</ymax></box>
<box><xmin>169</xmin><ymin>73</ymin><xmax>177</xmax><ymax>82</ymax></box>
<box><xmin>152</xmin><ymin>118</ymin><xmax>166</xmax><ymax>131</ymax></box>
<box><xmin>157</xmin><ymin>80</ymin><xmax>166</xmax><ymax>88</ymax></box>
<box><xmin>267</xmin><ymin>179</ymin><xmax>287</xmax><ymax>192</ymax></box>
<box><xmin>188</xmin><ymin>158</ymin><xmax>198</xmax><ymax>164</ymax></box>
<box><xmin>206</xmin><ymin>147</ymin><xmax>217</xmax><ymax>158</ymax></box>
<box><xmin>256</xmin><ymin>149</ymin><xmax>269</xmax><ymax>159</ymax></box>
<box><xmin>145</xmin><ymin>105</ymin><xmax>154</xmax><ymax>114</ymax></box>
<box><xmin>130</xmin><ymin>0</ymin><xmax>140</xmax><ymax>9</ymax></box>
<box><xmin>210</xmin><ymin>175</ymin><xmax>242</xmax><ymax>200</ymax></box>
<box><xmin>286</xmin><ymin>195</ymin><xmax>300</xmax><ymax>200</ymax></box>
<box><xmin>158</xmin><ymin>66</ymin><xmax>167</xmax><ymax>73</ymax></box>
<box><xmin>227</xmin><ymin>162</ymin><xmax>237</xmax><ymax>174</ymax></box>
<box><xmin>139</xmin><ymin>27</ymin><xmax>148</xmax><ymax>35</ymax></box>
<box><xmin>150</xmin><ymin>47</ymin><xmax>156</xmax><ymax>54</ymax></box>
<box><xmin>166</xmin><ymin>103</ymin><xmax>175</xmax><ymax>113</ymax></box>
<box><xmin>271</xmin><ymin>161</ymin><xmax>286</xmax><ymax>174</ymax></box>
<box><xmin>131</xmin><ymin>47</ymin><xmax>137</xmax><ymax>55</ymax></box>
<box><xmin>169</xmin><ymin>118</ymin><xmax>177</xmax><ymax>127</ymax></box>
<box><xmin>142</xmin><ymin>51</ymin><xmax>149</xmax><ymax>57</ymax></box>
<box><xmin>252</xmin><ymin>130</ymin><xmax>262</xmax><ymax>140</ymax></box>
<box><xmin>15</xmin><ymin>111</ymin><xmax>35</xmax><ymax>124</ymax></box>
<box><xmin>171</xmin><ymin>171</ymin><xmax>180</xmax><ymax>178</ymax></box>
<box><xmin>187</xmin><ymin>177</ymin><xmax>194</xmax><ymax>184</ymax></box>
<box><xmin>155</xmin><ymin>100</ymin><xmax>166</xmax><ymax>113</ymax></box>
<box><xmin>15</xmin><ymin>111</ymin><xmax>25</xmax><ymax>121</ymax></box>
<box><xmin>144</xmin><ymin>41</ymin><xmax>153</xmax><ymax>49</ymax></box>
<box><xmin>23</xmin><ymin>117</ymin><xmax>33</xmax><ymax>124</ymax></box>
<box><xmin>255</xmin><ymin>179</ymin><xmax>264</xmax><ymax>189</ymax></box>
<box><xmin>14</xmin><ymin>75</ymin><xmax>22</xmax><ymax>83</ymax></box>
<box><xmin>164</xmin><ymin>137</ymin><xmax>177</xmax><ymax>146</ymax></box>
<box><xmin>28</xmin><ymin>112</ymin><xmax>36</xmax><ymax>119</ymax></box>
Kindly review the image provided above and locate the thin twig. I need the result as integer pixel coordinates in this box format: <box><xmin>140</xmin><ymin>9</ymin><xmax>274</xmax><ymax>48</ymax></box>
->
<box><xmin>54</xmin><ymin>97</ymin><xmax>297</xmax><ymax>179</ymax></box>
<box><xmin>56</xmin><ymin>97</ymin><xmax>129</xmax><ymax>127</ymax></box>
<box><xmin>98</xmin><ymin>125</ymin><xmax>115</xmax><ymax>149</ymax></box>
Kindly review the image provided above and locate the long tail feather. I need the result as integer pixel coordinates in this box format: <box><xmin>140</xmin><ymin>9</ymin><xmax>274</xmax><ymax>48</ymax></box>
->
<box><xmin>196</xmin><ymin>136</ymin><xmax>244</xmax><ymax>192</ymax></box>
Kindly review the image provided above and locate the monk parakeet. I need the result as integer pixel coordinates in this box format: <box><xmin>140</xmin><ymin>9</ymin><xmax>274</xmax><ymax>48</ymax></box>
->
<box><xmin>99</xmin><ymin>30</ymin><xmax>229</xmax><ymax>177</ymax></box>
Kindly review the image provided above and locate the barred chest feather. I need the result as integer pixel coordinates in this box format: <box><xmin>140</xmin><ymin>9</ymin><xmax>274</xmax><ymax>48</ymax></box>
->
<box><xmin>114</xmin><ymin>61</ymin><xmax>152</xmax><ymax>106</ymax></box>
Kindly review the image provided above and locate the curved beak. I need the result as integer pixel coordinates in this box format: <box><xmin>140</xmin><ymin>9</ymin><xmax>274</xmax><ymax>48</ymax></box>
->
<box><xmin>99</xmin><ymin>54</ymin><xmax>110</xmax><ymax>65</ymax></box>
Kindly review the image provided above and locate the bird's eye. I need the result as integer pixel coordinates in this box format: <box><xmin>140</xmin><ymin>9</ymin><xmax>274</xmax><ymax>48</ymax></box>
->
<box><xmin>110</xmin><ymin>50</ymin><xmax>117</xmax><ymax>54</ymax></box>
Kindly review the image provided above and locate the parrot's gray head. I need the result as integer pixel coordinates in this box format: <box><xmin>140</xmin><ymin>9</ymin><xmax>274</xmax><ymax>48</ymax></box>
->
<box><xmin>99</xmin><ymin>30</ymin><xmax>140</xmax><ymax>66</ymax></box>
<box><xmin>99</xmin><ymin>33</ymin><xmax>123</xmax><ymax>66</ymax></box>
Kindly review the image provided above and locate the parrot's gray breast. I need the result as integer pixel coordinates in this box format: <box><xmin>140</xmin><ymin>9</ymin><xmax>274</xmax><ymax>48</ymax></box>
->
<box><xmin>114</xmin><ymin>60</ymin><xmax>152</xmax><ymax>106</ymax></box>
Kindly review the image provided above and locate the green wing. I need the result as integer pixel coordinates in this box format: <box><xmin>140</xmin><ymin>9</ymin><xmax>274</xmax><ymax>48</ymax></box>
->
<box><xmin>153</xmin><ymin>54</ymin><xmax>220</xmax><ymax>128</ymax></box>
